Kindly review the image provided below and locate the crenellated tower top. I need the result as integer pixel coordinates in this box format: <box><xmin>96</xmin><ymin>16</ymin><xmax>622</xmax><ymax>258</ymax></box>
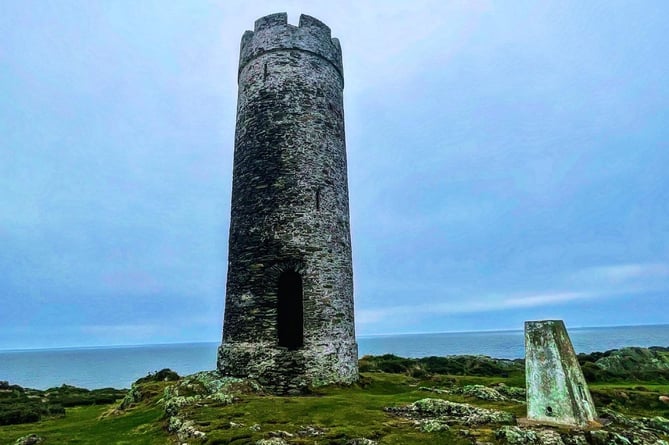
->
<box><xmin>238</xmin><ymin>13</ymin><xmax>343</xmax><ymax>84</ymax></box>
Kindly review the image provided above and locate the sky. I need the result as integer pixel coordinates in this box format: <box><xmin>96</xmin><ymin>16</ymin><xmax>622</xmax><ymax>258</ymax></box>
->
<box><xmin>1</xmin><ymin>0</ymin><xmax>668</xmax><ymax>349</ymax></box>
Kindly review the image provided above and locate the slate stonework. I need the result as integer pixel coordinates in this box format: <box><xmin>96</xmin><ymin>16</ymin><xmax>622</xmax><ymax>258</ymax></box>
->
<box><xmin>217</xmin><ymin>13</ymin><xmax>358</xmax><ymax>393</ymax></box>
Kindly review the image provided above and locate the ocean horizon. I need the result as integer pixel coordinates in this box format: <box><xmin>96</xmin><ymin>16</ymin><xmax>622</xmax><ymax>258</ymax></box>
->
<box><xmin>1</xmin><ymin>323</ymin><xmax>668</xmax><ymax>390</ymax></box>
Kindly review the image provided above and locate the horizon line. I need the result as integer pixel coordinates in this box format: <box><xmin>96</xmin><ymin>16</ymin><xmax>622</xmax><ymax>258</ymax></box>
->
<box><xmin>1</xmin><ymin>322</ymin><xmax>667</xmax><ymax>353</ymax></box>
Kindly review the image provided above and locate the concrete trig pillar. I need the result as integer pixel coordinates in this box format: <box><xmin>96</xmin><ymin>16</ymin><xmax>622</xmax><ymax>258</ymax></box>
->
<box><xmin>525</xmin><ymin>320</ymin><xmax>598</xmax><ymax>427</ymax></box>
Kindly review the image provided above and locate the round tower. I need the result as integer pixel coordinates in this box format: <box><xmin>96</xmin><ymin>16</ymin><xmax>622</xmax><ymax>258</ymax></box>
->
<box><xmin>217</xmin><ymin>13</ymin><xmax>358</xmax><ymax>392</ymax></box>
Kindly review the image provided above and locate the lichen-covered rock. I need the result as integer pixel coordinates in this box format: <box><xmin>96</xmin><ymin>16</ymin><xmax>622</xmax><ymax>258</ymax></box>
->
<box><xmin>417</xmin><ymin>418</ymin><xmax>450</xmax><ymax>432</ymax></box>
<box><xmin>167</xmin><ymin>415</ymin><xmax>206</xmax><ymax>441</ymax></box>
<box><xmin>600</xmin><ymin>407</ymin><xmax>669</xmax><ymax>442</ymax></box>
<box><xmin>268</xmin><ymin>430</ymin><xmax>294</xmax><ymax>439</ymax></box>
<box><xmin>643</xmin><ymin>416</ymin><xmax>669</xmax><ymax>434</ymax></box>
<box><xmin>420</xmin><ymin>383</ymin><xmax>526</xmax><ymax>403</ymax></box>
<box><xmin>534</xmin><ymin>430</ymin><xmax>565</xmax><ymax>445</ymax></box>
<box><xmin>117</xmin><ymin>383</ymin><xmax>142</xmax><ymax>410</ymax></box>
<box><xmin>496</xmin><ymin>426</ymin><xmax>540</xmax><ymax>444</ymax></box>
<box><xmin>14</xmin><ymin>434</ymin><xmax>43</xmax><ymax>445</ymax></box>
<box><xmin>297</xmin><ymin>425</ymin><xmax>326</xmax><ymax>436</ymax></box>
<box><xmin>587</xmin><ymin>430</ymin><xmax>632</xmax><ymax>445</ymax></box>
<box><xmin>496</xmin><ymin>426</ymin><xmax>573</xmax><ymax>445</ymax></box>
<box><xmin>492</xmin><ymin>383</ymin><xmax>527</xmax><ymax>399</ymax></box>
<box><xmin>561</xmin><ymin>434</ymin><xmax>589</xmax><ymax>445</ymax></box>
<box><xmin>388</xmin><ymin>398</ymin><xmax>515</xmax><ymax>426</ymax></box>
<box><xmin>419</xmin><ymin>386</ymin><xmax>449</xmax><ymax>394</ymax></box>
<box><xmin>161</xmin><ymin>371</ymin><xmax>258</xmax><ymax>416</ymax></box>
<box><xmin>256</xmin><ymin>438</ymin><xmax>288</xmax><ymax>445</ymax></box>
<box><xmin>595</xmin><ymin>347</ymin><xmax>669</xmax><ymax>374</ymax></box>
<box><xmin>459</xmin><ymin>384</ymin><xmax>508</xmax><ymax>401</ymax></box>
<box><xmin>346</xmin><ymin>439</ymin><xmax>378</xmax><ymax>445</ymax></box>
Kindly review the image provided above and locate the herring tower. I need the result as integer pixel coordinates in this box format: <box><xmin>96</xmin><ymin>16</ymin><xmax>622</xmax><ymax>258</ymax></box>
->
<box><xmin>217</xmin><ymin>13</ymin><xmax>358</xmax><ymax>391</ymax></box>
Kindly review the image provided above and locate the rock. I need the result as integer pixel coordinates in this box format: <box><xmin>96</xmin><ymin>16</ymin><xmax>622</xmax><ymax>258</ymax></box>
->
<box><xmin>595</xmin><ymin>347</ymin><xmax>669</xmax><ymax>374</ymax></box>
<box><xmin>535</xmin><ymin>430</ymin><xmax>565</xmax><ymax>445</ymax></box>
<box><xmin>256</xmin><ymin>439</ymin><xmax>287</xmax><ymax>445</ymax></box>
<box><xmin>417</xmin><ymin>418</ymin><xmax>450</xmax><ymax>432</ymax></box>
<box><xmin>659</xmin><ymin>395</ymin><xmax>669</xmax><ymax>404</ymax></box>
<box><xmin>419</xmin><ymin>386</ymin><xmax>449</xmax><ymax>394</ymax></box>
<box><xmin>562</xmin><ymin>434</ymin><xmax>589</xmax><ymax>445</ymax></box>
<box><xmin>641</xmin><ymin>416</ymin><xmax>669</xmax><ymax>434</ymax></box>
<box><xmin>497</xmin><ymin>426</ymin><xmax>578</xmax><ymax>445</ymax></box>
<box><xmin>297</xmin><ymin>425</ymin><xmax>326</xmax><ymax>436</ymax></box>
<box><xmin>346</xmin><ymin>439</ymin><xmax>378</xmax><ymax>445</ymax></box>
<box><xmin>14</xmin><ymin>435</ymin><xmax>43</xmax><ymax>445</ymax></box>
<box><xmin>269</xmin><ymin>430</ymin><xmax>294</xmax><ymax>439</ymax></box>
<box><xmin>388</xmin><ymin>397</ymin><xmax>515</xmax><ymax>426</ymax></box>
<box><xmin>588</xmin><ymin>431</ymin><xmax>631</xmax><ymax>445</ymax></box>
<box><xmin>460</xmin><ymin>384</ymin><xmax>507</xmax><ymax>401</ymax></box>
<box><xmin>492</xmin><ymin>383</ymin><xmax>527</xmax><ymax>399</ymax></box>
<box><xmin>160</xmin><ymin>371</ymin><xmax>260</xmax><ymax>416</ymax></box>
<box><xmin>118</xmin><ymin>383</ymin><xmax>143</xmax><ymax>410</ymax></box>
<box><xmin>600</xmin><ymin>407</ymin><xmax>669</xmax><ymax>439</ymax></box>
<box><xmin>421</xmin><ymin>383</ymin><xmax>526</xmax><ymax>402</ymax></box>
<box><xmin>167</xmin><ymin>415</ymin><xmax>206</xmax><ymax>441</ymax></box>
<box><xmin>495</xmin><ymin>426</ymin><xmax>540</xmax><ymax>445</ymax></box>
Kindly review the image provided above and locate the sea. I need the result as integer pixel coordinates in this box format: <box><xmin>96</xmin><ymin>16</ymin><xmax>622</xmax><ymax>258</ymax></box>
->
<box><xmin>1</xmin><ymin>324</ymin><xmax>667</xmax><ymax>390</ymax></box>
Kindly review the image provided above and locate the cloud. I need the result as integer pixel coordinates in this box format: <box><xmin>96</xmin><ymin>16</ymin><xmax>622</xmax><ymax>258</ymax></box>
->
<box><xmin>357</xmin><ymin>290</ymin><xmax>598</xmax><ymax>326</ymax></box>
<box><xmin>574</xmin><ymin>263</ymin><xmax>669</xmax><ymax>283</ymax></box>
<box><xmin>357</xmin><ymin>261</ymin><xmax>669</xmax><ymax>332</ymax></box>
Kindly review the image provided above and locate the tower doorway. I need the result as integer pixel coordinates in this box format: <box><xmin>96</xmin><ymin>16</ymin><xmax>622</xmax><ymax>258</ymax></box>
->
<box><xmin>277</xmin><ymin>271</ymin><xmax>303</xmax><ymax>349</ymax></box>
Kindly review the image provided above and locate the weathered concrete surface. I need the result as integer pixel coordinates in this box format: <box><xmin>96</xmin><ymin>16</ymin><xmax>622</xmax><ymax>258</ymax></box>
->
<box><xmin>525</xmin><ymin>320</ymin><xmax>598</xmax><ymax>427</ymax></box>
<box><xmin>218</xmin><ymin>13</ymin><xmax>358</xmax><ymax>393</ymax></box>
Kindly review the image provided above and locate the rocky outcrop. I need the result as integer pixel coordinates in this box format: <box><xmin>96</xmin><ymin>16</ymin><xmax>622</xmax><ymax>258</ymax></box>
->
<box><xmin>495</xmin><ymin>409</ymin><xmax>669</xmax><ymax>445</ymax></box>
<box><xmin>160</xmin><ymin>371</ymin><xmax>263</xmax><ymax>443</ymax></box>
<box><xmin>386</xmin><ymin>397</ymin><xmax>515</xmax><ymax>427</ymax></box>
<box><xmin>420</xmin><ymin>383</ymin><xmax>526</xmax><ymax>402</ymax></box>
<box><xmin>595</xmin><ymin>348</ymin><xmax>669</xmax><ymax>374</ymax></box>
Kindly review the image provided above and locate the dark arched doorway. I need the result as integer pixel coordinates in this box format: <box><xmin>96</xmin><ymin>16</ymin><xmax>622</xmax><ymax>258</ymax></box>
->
<box><xmin>277</xmin><ymin>271</ymin><xmax>303</xmax><ymax>349</ymax></box>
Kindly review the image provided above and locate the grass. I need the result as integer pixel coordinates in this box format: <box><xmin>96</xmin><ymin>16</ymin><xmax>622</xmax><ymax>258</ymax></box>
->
<box><xmin>1</xmin><ymin>353</ymin><xmax>668</xmax><ymax>444</ymax></box>
<box><xmin>182</xmin><ymin>374</ymin><xmax>528</xmax><ymax>444</ymax></box>
<box><xmin>0</xmin><ymin>403</ymin><xmax>169</xmax><ymax>445</ymax></box>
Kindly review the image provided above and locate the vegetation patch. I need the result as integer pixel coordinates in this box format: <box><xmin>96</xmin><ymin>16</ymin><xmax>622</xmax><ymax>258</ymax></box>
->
<box><xmin>0</xmin><ymin>380</ymin><xmax>125</xmax><ymax>426</ymax></box>
<box><xmin>1</xmin><ymin>348</ymin><xmax>669</xmax><ymax>444</ymax></box>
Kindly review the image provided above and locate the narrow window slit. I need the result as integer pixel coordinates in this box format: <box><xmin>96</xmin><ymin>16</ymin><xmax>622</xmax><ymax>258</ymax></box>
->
<box><xmin>263</xmin><ymin>63</ymin><xmax>268</xmax><ymax>81</ymax></box>
<box><xmin>316</xmin><ymin>188</ymin><xmax>321</xmax><ymax>211</ymax></box>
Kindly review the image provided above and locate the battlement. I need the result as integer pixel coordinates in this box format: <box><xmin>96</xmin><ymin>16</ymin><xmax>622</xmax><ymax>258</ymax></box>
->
<box><xmin>239</xmin><ymin>13</ymin><xmax>343</xmax><ymax>82</ymax></box>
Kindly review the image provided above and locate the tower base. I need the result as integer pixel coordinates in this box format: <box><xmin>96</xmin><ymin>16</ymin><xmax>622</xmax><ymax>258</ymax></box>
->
<box><xmin>217</xmin><ymin>340</ymin><xmax>358</xmax><ymax>394</ymax></box>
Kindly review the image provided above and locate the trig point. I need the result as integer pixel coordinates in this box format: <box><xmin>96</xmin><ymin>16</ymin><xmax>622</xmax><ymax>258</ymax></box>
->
<box><xmin>217</xmin><ymin>13</ymin><xmax>358</xmax><ymax>393</ymax></box>
<box><xmin>525</xmin><ymin>320</ymin><xmax>598</xmax><ymax>427</ymax></box>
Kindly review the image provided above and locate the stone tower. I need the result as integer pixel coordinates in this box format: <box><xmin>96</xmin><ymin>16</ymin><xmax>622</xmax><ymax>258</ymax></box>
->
<box><xmin>525</xmin><ymin>320</ymin><xmax>598</xmax><ymax>427</ymax></box>
<box><xmin>217</xmin><ymin>13</ymin><xmax>358</xmax><ymax>392</ymax></box>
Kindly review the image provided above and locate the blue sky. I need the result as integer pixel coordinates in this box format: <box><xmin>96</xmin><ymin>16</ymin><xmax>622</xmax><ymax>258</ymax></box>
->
<box><xmin>1</xmin><ymin>1</ymin><xmax>668</xmax><ymax>349</ymax></box>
